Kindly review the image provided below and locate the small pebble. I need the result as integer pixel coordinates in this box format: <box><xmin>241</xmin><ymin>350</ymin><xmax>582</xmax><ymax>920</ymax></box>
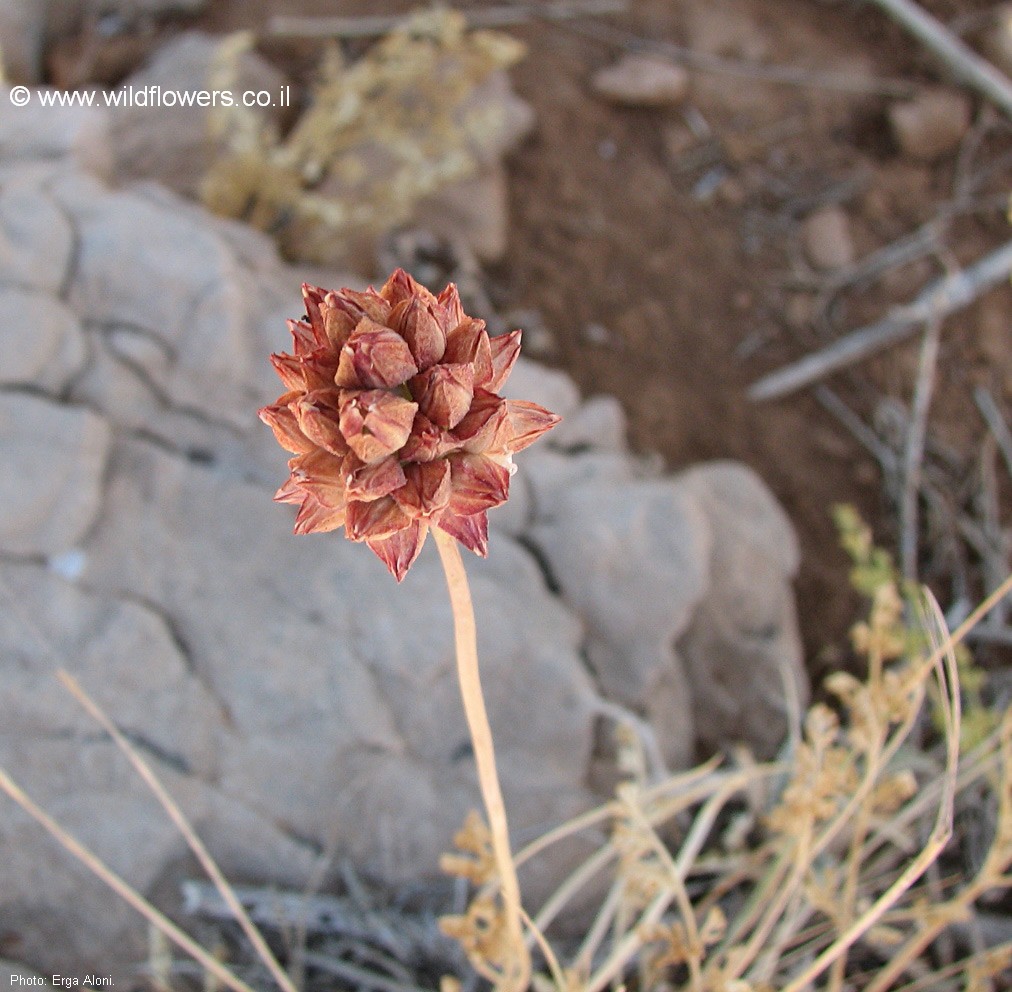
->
<box><xmin>801</xmin><ymin>206</ymin><xmax>855</xmax><ymax>271</ymax></box>
<box><xmin>888</xmin><ymin>88</ymin><xmax>971</xmax><ymax>161</ymax></box>
<box><xmin>592</xmin><ymin>55</ymin><xmax>689</xmax><ymax>107</ymax></box>
<box><xmin>582</xmin><ymin>322</ymin><xmax>613</xmax><ymax>346</ymax></box>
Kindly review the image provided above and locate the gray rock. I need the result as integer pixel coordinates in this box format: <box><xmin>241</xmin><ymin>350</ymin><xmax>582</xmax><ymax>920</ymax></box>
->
<box><xmin>0</xmin><ymin>735</ymin><xmax>313</xmax><ymax>981</ymax></box>
<box><xmin>549</xmin><ymin>395</ymin><xmax>628</xmax><ymax>453</ymax></box>
<box><xmin>109</xmin><ymin>31</ymin><xmax>288</xmax><ymax>198</ymax></box>
<box><xmin>0</xmin><ymin>563</ymin><xmax>220</xmax><ymax>776</ymax></box>
<box><xmin>50</xmin><ymin>175</ymin><xmax>282</xmax><ymax>430</ymax></box>
<box><xmin>0</xmin><ymin>393</ymin><xmax>110</xmax><ymax>556</ymax></box>
<box><xmin>0</xmin><ymin>90</ymin><xmax>111</xmax><ymax>173</ymax></box>
<box><xmin>73</xmin><ymin>438</ymin><xmax>601</xmax><ymax>902</ymax></box>
<box><xmin>0</xmin><ymin>287</ymin><xmax>87</xmax><ymax>390</ymax></box>
<box><xmin>521</xmin><ymin>448</ymin><xmax>640</xmax><ymax>512</ymax></box>
<box><xmin>0</xmin><ymin>562</ymin><xmax>308</xmax><ymax>981</ymax></box>
<box><xmin>675</xmin><ymin>462</ymin><xmax>808</xmax><ymax>758</ymax></box>
<box><xmin>414</xmin><ymin>165</ymin><xmax>510</xmax><ymax>264</ymax></box>
<box><xmin>0</xmin><ymin>181</ymin><xmax>74</xmax><ymax>293</ymax></box>
<box><xmin>531</xmin><ymin>477</ymin><xmax>713</xmax><ymax>768</ymax></box>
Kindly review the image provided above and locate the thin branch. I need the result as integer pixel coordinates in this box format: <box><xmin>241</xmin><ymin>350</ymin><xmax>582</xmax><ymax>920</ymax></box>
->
<box><xmin>975</xmin><ymin>386</ymin><xmax>1012</xmax><ymax>478</ymax></box>
<box><xmin>865</xmin><ymin>0</ymin><xmax>1012</xmax><ymax>118</ymax></box>
<box><xmin>900</xmin><ymin>318</ymin><xmax>943</xmax><ymax>581</ymax></box>
<box><xmin>815</xmin><ymin>385</ymin><xmax>898</xmax><ymax>475</ymax></box>
<box><xmin>181</xmin><ymin>880</ymin><xmax>444</xmax><ymax>962</ymax></box>
<box><xmin>567</xmin><ymin>18</ymin><xmax>913</xmax><ymax>97</ymax></box>
<box><xmin>749</xmin><ymin>239</ymin><xmax>1012</xmax><ymax>401</ymax></box>
<box><xmin>267</xmin><ymin>0</ymin><xmax>629</xmax><ymax>38</ymax></box>
<box><xmin>780</xmin><ymin>593</ymin><xmax>962</xmax><ymax>992</ymax></box>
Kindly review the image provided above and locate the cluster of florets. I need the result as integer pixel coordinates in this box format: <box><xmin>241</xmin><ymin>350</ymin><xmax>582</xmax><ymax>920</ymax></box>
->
<box><xmin>259</xmin><ymin>269</ymin><xmax>559</xmax><ymax>580</ymax></box>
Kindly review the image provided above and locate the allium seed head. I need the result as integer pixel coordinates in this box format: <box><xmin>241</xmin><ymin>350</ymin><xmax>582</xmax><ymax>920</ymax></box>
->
<box><xmin>260</xmin><ymin>269</ymin><xmax>560</xmax><ymax>580</ymax></box>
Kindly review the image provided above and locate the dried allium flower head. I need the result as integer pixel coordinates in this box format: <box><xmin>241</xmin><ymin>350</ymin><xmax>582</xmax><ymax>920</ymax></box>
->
<box><xmin>259</xmin><ymin>269</ymin><xmax>560</xmax><ymax>580</ymax></box>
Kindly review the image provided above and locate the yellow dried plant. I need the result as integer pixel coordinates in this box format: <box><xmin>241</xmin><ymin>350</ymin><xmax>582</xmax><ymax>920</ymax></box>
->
<box><xmin>201</xmin><ymin>9</ymin><xmax>526</xmax><ymax>265</ymax></box>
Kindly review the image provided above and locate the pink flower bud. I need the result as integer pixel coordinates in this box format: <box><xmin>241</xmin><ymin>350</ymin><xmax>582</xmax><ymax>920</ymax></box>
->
<box><xmin>488</xmin><ymin>329</ymin><xmax>522</xmax><ymax>391</ymax></box>
<box><xmin>295</xmin><ymin>391</ymin><xmax>349</xmax><ymax>457</ymax></box>
<box><xmin>410</xmin><ymin>363</ymin><xmax>474</xmax><ymax>429</ymax></box>
<box><xmin>259</xmin><ymin>393</ymin><xmax>314</xmax><ymax>454</ymax></box>
<box><xmin>338</xmin><ymin>389</ymin><xmax>418</xmax><ymax>464</ymax></box>
<box><xmin>344</xmin><ymin>453</ymin><xmax>407</xmax><ymax>502</ymax></box>
<box><xmin>447</xmin><ymin>453</ymin><xmax>511</xmax><ymax>517</ymax></box>
<box><xmin>393</xmin><ymin>460</ymin><xmax>452</xmax><ymax>519</ymax></box>
<box><xmin>396</xmin><ymin>295</ymin><xmax>446</xmax><ymax>370</ymax></box>
<box><xmin>346</xmin><ymin>495</ymin><xmax>412</xmax><ymax>541</ymax></box>
<box><xmin>335</xmin><ymin>318</ymin><xmax>419</xmax><ymax>390</ymax></box>
<box><xmin>506</xmin><ymin>400</ymin><xmax>562</xmax><ymax>453</ymax></box>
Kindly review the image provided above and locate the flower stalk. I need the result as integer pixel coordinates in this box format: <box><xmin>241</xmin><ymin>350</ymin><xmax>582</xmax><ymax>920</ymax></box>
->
<box><xmin>434</xmin><ymin>528</ymin><xmax>531</xmax><ymax>992</ymax></box>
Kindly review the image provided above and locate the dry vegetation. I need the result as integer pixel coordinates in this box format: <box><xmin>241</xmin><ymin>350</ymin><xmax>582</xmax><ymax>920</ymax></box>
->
<box><xmin>3</xmin><ymin>511</ymin><xmax>1010</xmax><ymax>992</ymax></box>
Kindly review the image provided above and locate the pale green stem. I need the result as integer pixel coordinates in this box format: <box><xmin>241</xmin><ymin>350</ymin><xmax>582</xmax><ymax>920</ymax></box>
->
<box><xmin>434</xmin><ymin>528</ymin><xmax>531</xmax><ymax>992</ymax></box>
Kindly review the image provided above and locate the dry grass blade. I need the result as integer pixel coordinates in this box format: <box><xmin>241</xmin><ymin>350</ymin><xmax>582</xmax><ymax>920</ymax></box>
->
<box><xmin>900</xmin><ymin>318</ymin><xmax>942</xmax><ymax>581</ymax></box>
<box><xmin>57</xmin><ymin>670</ymin><xmax>299</xmax><ymax>992</ymax></box>
<box><xmin>0</xmin><ymin>766</ymin><xmax>260</xmax><ymax>992</ymax></box>
<box><xmin>928</xmin><ymin>572</ymin><xmax>1012</xmax><ymax>668</ymax></box>
<box><xmin>781</xmin><ymin>589</ymin><xmax>962</xmax><ymax>992</ymax></box>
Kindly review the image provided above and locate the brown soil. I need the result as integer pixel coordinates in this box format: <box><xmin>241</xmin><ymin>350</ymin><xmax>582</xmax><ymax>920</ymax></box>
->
<box><xmin>48</xmin><ymin>0</ymin><xmax>1011</xmax><ymax>669</ymax></box>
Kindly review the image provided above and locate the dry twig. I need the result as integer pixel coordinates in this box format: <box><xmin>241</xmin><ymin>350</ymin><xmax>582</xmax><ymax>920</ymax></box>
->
<box><xmin>974</xmin><ymin>387</ymin><xmax>1012</xmax><ymax>479</ymax></box>
<box><xmin>566</xmin><ymin>19</ymin><xmax>913</xmax><ymax>96</ymax></box>
<box><xmin>267</xmin><ymin>0</ymin><xmax>628</xmax><ymax>38</ymax></box>
<box><xmin>749</xmin><ymin>239</ymin><xmax>1012</xmax><ymax>401</ymax></box>
<box><xmin>181</xmin><ymin>880</ymin><xmax>448</xmax><ymax>964</ymax></box>
<box><xmin>865</xmin><ymin>0</ymin><xmax>1012</xmax><ymax>118</ymax></box>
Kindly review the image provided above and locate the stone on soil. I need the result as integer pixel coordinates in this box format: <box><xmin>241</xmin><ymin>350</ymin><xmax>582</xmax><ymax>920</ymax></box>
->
<box><xmin>888</xmin><ymin>88</ymin><xmax>972</xmax><ymax>161</ymax></box>
<box><xmin>592</xmin><ymin>55</ymin><xmax>690</xmax><ymax>107</ymax></box>
<box><xmin>801</xmin><ymin>206</ymin><xmax>856</xmax><ymax>271</ymax></box>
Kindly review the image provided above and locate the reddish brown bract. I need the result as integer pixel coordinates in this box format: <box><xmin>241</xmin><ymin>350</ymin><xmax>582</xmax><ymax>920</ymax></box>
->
<box><xmin>260</xmin><ymin>269</ymin><xmax>560</xmax><ymax>580</ymax></box>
